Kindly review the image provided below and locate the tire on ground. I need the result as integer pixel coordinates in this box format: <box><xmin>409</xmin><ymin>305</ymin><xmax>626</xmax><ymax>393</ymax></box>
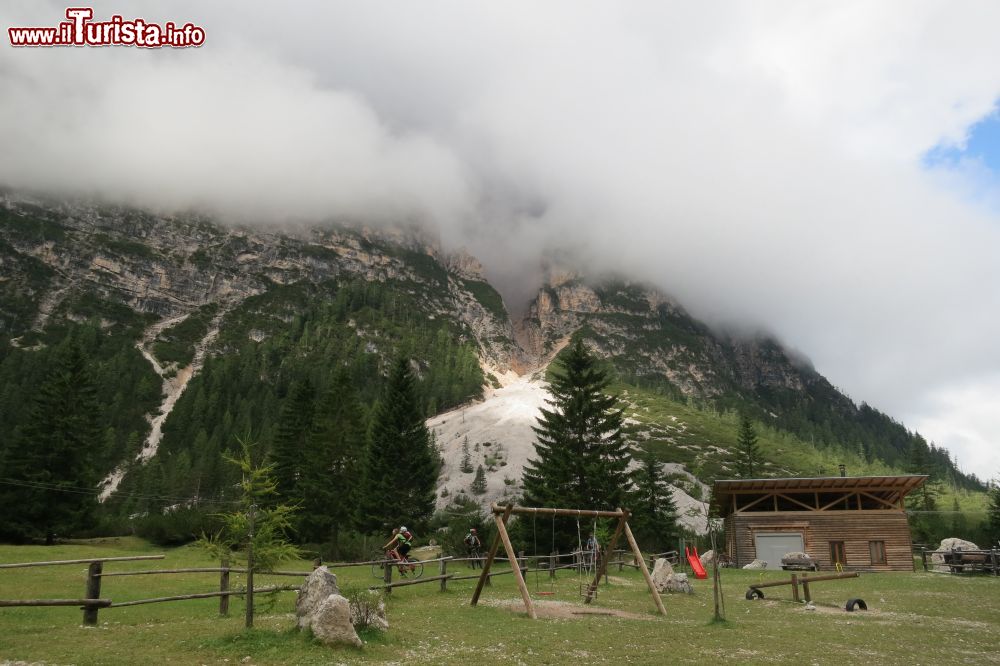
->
<box><xmin>845</xmin><ymin>598</ymin><xmax>867</xmax><ymax>612</ymax></box>
<box><xmin>745</xmin><ymin>588</ymin><xmax>764</xmax><ymax>600</ymax></box>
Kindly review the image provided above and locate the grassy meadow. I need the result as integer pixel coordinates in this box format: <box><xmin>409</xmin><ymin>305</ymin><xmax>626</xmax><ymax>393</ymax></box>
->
<box><xmin>1</xmin><ymin>537</ymin><xmax>999</xmax><ymax>665</ymax></box>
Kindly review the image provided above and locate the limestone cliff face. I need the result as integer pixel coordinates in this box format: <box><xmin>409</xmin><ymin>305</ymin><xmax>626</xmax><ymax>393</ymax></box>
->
<box><xmin>0</xmin><ymin>196</ymin><xmax>517</xmax><ymax>373</ymax></box>
<box><xmin>515</xmin><ymin>268</ymin><xmax>814</xmax><ymax>400</ymax></box>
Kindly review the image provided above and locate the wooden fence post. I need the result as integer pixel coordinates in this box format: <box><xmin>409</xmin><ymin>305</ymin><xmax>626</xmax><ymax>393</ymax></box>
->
<box><xmin>219</xmin><ymin>558</ymin><xmax>230</xmax><ymax>616</ymax></box>
<box><xmin>921</xmin><ymin>549</ymin><xmax>928</xmax><ymax>572</ymax></box>
<box><xmin>83</xmin><ymin>561</ymin><xmax>102</xmax><ymax>626</ymax></box>
<box><xmin>790</xmin><ymin>574</ymin><xmax>800</xmax><ymax>603</ymax></box>
<box><xmin>383</xmin><ymin>557</ymin><xmax>392</xmax><ymax>596</ymax></box>
<box><xmin>800</xmin><ymin>574</ymin><xmax>811</xmax><ymax>603</ymax></box>
<box><xmin>440</xmin><ymin>558</ymin><xmax>448</xmax><ymax>592</ymax></box>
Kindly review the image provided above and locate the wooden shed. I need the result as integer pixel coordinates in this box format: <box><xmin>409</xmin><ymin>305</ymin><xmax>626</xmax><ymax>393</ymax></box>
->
<box><xmin>711</xmin><ymin>475</ymin><xmax>927</xmax><ymax>572</ymax></box>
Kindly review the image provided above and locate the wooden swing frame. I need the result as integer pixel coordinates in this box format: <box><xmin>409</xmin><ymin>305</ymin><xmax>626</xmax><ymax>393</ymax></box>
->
<box><xmin>470</xmin><ymin>503</ymin><xmax>667</xmax><ymax>619</ymax></box>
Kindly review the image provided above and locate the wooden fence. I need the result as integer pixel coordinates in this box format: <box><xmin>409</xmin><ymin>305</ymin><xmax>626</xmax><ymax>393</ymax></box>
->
<box><xmin>0</xmin><ymin>547</ymin><xmax>677</xmax><ymax>625</ymax></box>
<box><xmin>920</xmin><ymin>548</ymin><xmax>999</xmax><ymax>575</ymax></box>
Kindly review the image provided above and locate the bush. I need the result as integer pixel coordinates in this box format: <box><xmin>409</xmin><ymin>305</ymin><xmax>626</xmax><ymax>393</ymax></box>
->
<box><xmin>135</xmin><ymin>507</ymin><xmax>221</xmax><ymax>546</ymax></box>
<box><xmin>341</xmin><ymin>587</ymin><xmax>386</xmax><ymax>631</ymax></box>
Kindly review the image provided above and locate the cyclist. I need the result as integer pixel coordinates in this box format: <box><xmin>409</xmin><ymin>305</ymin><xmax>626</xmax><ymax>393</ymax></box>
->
<box><xmin>463</xmin><ymin>528</ymin><xmax>482</xmax><ymax>568</ymax></box>
<box><xmin>382</xmin><ymin>526</ymin><xmax>416</xmax><ymax>575</ymax></box>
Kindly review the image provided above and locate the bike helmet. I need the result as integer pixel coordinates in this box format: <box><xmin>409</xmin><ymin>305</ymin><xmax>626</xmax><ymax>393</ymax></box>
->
<box><xmin>399</xmin><ymin>526</ymin><xmax>408</xmax><ymax>532</ymax></box>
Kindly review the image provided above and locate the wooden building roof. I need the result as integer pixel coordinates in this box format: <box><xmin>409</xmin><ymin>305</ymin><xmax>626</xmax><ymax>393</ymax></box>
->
<box><xmin>710</xmin><ymin>475</ymin><xmax>927</xmax><ymax>516</ymax></box>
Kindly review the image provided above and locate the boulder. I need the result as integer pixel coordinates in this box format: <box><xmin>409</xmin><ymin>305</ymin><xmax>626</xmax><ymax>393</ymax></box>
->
<box><xmin>296</xmin><ymin>566</ymin><xmax>340</xmax><ymax>629</ymax></box>
<box><xmin>931</xmin><ymin>538</ymin><xmax>981</xmax><ymax>572</ymax></box>
<box><xmin>742</xmin><ymin>559</ymin><xmax>767</xmax><ymax>570</ymax></box>
<box><xmin>662</xmin><ymin>572</ymin><xmax>694</xmax><ymax>594</ymax></box>
<box><xmin>650</xmin><ymin>558</ymin><xmax>675</xmax><ymax>591</ymax></box>
<box><xmin>699</xmin><ymin>550</ymin><xmax>715</xmax><ymax>567</ymax></box>
<box><xmin>309</xmin><ymin>594</ymin><xmax>362</xmax><ymax>648</ymax></box>
<box><xmin>349</xmin><ymin>589</ymin><xmax>389</xmax><ymax>632</ymax></box>
<box><xmin>780</xmin><ymin>551</ymin><xmax>817</xmax><ymax>571</ymax></box>
<box><xmin>650</xmin><ymin>559</ymin><xmax>692</xmax><ymax>593</ymax></box>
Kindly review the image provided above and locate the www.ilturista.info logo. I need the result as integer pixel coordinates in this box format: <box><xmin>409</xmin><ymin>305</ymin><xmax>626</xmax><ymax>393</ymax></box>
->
<box><xmin>8</xmin><ymin>7</ymin><xmax>205</xmax><ymax>48</ymax></box>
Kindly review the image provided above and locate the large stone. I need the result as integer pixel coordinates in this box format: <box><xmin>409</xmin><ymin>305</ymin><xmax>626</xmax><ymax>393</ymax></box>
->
<box><xmin>699</xmin><ymin>550</ymin><xmax>715</xmax><ymax>567</ymax></box>
<box><xmin>930</xmin><ymin>538</ymin><xmax>981</xmax><ymax>572</ymax></box>
<box><xmin>742</xmin><ymin>559</ymin><xmax>767</xmax><ymax>570</ymax></box>
<box><xmin>310</xmin><ymin>594</ymin><xmax>362</xmax><ymax>648</ymax></box>
<box><xmin>296</xmin><ymin>566</ymin><xmax>340</xmax><ymax>629</ymax></box>
<box><xmin>781</xmin><ymin>551</ymin><xmax>817</xmax><ymax>570</ymax></box>
<box><xmin>650</xmin><ymin>558</ymin><xmax>675</xmax><ymax>592</ymax></box>
<box><xmin>662</xmin><ymin>572</ymin><xmax>694</xmax><ymax>594</ymax></box>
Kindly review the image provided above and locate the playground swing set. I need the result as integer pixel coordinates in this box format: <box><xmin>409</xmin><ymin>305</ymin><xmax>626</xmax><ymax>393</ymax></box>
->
<box><xmin>470</xmin><ymin>503</ymin><xmax>667</xmax><ymax>620</ymax></box>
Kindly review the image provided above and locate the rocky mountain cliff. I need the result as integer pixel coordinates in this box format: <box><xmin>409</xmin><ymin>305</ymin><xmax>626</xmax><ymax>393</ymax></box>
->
<box><xmin>0</xmin><ymin>191</ymin><xmax>980</xmax><ymax>516</ymax></box>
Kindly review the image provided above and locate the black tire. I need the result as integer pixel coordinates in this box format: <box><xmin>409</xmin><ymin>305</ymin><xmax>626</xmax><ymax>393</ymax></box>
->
<box><xmin>746</xmin><ymin>588</ymin><xmax>764</xmax><ymax>600</ymax></box>
<box><xmin>408</xmin><ymin>557</ymin><xmax>424</xmax><ymax>579</ymax></box>
<box><xmin>845</xmin><ymin>598</ymin><xmax>867</xmax><ymax>612</ymax></box>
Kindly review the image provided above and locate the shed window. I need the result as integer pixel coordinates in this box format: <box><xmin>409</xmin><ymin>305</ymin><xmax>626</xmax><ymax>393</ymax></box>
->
<box><xmin>869</xmin><ymin>540</ymin><xmax>887</xmax><ymax>565</ymax></box>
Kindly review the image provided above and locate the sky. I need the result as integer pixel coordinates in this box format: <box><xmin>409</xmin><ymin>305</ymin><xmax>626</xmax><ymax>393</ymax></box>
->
<box><xmin>2</xmin><ymin>1</ymin><xmax>999</xmax><ymax>480</ymax></box>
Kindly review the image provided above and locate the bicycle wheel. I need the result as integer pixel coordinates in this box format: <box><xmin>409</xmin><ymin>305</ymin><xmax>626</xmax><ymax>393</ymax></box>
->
<box><xmin>408</xmin><ymin>557</ymin><xmax>424</xmax><ymax>578</ymax></box>
<box><xmin>371</xmin><ymin>550</ymin><xmax>386</xmax><ymax>579</ymax></box>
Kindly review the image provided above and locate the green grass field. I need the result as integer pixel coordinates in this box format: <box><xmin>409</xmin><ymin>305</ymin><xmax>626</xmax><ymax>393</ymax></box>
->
<box><xmin>2</xmin><ymin>538</ymin><xmax>999</xmax><ymax>665</ymax></box>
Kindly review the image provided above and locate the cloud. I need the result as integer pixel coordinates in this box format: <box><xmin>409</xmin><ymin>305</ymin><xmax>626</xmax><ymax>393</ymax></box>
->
<box><xmin>3</xmin><ymin>0</ymin><xmax>1000</xmax><ymax>478</ymax></box>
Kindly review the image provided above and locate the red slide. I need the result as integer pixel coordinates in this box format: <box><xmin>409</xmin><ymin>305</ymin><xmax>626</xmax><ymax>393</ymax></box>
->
<box><xmin>686</xmin><ymin>546</ymin><xmax>708</xmax><ymax>579</ymax></box>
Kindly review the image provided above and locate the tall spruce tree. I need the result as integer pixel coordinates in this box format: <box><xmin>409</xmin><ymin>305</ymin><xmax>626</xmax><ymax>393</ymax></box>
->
<box><xmin>986</xmin><ymin>480</ymin><xmax>1000</xmax><ymax>547</ymax></box>
<box><xmin>270</xmin><ymin>378</ymin><xmax>316</xmax><ymax>502</ymax></box>
<box><xmin>734</xmin><ymin>414</ymin><xmax>762</xmax><ymax>479</ymax></box>
<box><xmin>631</xmin><ymin>451</ymin><xmax>681</xmax><ymax>551</ymax></box>
<box><xmin>0</xmin><ymin>337</ymin><xmax>103</xmax><ymax>543</ymax></box>
<box><xmin>356</xmin><ymin>357</ymin><xmax>437</xmax><ymax>534</ymax></box>
<box><xmin>522</xmin><ymin>339</ymin><xmax>633</xmax><ymax>512</ymax></box>
<box><xmin>297</xmin><ymin>370</ymin><xmax>366</xmax><ymax>550</ymax></box>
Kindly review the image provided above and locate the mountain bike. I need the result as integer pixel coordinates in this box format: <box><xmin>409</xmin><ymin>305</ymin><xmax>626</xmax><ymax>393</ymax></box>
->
<box><xmin>370</xmin><ymin>548</ymin><xmax>424</xmax><ymax>579</ymax></box>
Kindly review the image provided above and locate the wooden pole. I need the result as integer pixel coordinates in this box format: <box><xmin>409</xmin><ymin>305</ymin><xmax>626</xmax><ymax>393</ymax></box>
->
<box><xmin>83</xmin><ymin>561</ymin><xmax>102</xmax><ymax>626</ymax></box>
<box><xmin>471</xmin><ymin>504</ymin><xmax>512</xmax><ymax>606</ymax></box>
<box><xmin>0</xmin><ymin>599</ymin><xmax>111</xmax><ymax>607</ymax></box>
<box><xmin>440</xmin><ymin>558</ymin><xmax>448</xmax><ymax>592</ymax></box>
<box><xmin>490</xmin><ymin>504</ymin><xmax>625</xmax><ymax>518</ymax></box>
<box><xmin>550</xmin><ymin>551</ymin><xmax>557</xmax><ymax>580</ymax></box>
<box><xmin>790</xmin><ymin>574</ymin><xmax>800</xmax><ymax>603</ymax></box>
<box><xmin>0</xmin><ymin>555</ymin><xmax>165</xmax><ymax>569</ymax></box>
<box><xmin>494</xmin><ymin>508</ymin><xmax>536</xmax><ymax>619</ymax></box>
<box><xmin>245</xmin><ymin>503</ymin><xmax>255</xmax><ymax>629</ymax></box>
<box><xmin>585</xmin><ymin>510</ymin><xmax>627</xmax><ymax>605</ymax></box>
<box><xmin>383</xmin><ymin>553</ymin><xmax>392</xmax><ymax>596</ymax></box>
<box><xmin>622</xmin><ymin>518</ymin><xmax>667</xmax><ymax>616</ymax></box>
<box><xmin>219</xmin><ymin>558</ymin><xmax>230</xmax><ymax>616</ymax></box>
<box><xmin>801</xmin><ymin>574</ymin><xmax>811</xmax><ymax>603</ymax></box>
<box><xmin>109</xmin><ymin>585</ymin><xmax>299</xmax><ymax>608</ymax></box>
<box><xmin>710</xmin><ymin>524</ymin><xmax>723</xmax><ymax>620</ymax></box>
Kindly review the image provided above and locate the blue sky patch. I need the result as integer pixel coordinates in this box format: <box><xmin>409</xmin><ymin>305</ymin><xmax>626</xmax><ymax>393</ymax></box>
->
<box><xmin>924</xmin><ymin>108</ymin><xmax>1000</xmax><ymax>173</ymax></box>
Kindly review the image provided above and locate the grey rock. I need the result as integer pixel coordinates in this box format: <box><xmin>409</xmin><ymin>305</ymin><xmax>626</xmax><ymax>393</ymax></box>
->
<box><xmin>309</xmin><ymin>594</ymin><xmax>362</xmax><ymax>648</ymax></box>
<box><xmin>742</xmin><ymin>559</ymin><xmax>767</xmax><ymax>570</ymax></box>
<box><xmin>296</xmin><ymin>566</ymin><xmax>340</xmax><ymax>629</ymax></box>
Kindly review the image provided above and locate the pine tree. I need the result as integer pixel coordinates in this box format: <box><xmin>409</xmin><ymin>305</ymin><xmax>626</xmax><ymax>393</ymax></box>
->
<box><xmin>297</xmin><ymin>370</ymin><xmax>366</xmax><ymax>551</ymax></box>
<box><xmin>460</xmin><ymin>437</ymin><xmax>473</xmax><ymax>473</ymax></box>
<box><xmin>734</xmin><ymin>414</ymin><xmax>762</xmax><ymax>479</ymax></box>
<box><xmin>0</xmin><ymin>337</ymin><xmax>103</xmax><ymax>543</ymax></box>
<box><xmin>356</xmin><ymin>357</ymin><xmax>438</xmax><ymax>534</ymax></box>
<box><xmin>522</xmin><ymin>339</ymin><xmax>633</xmax><ymax>512</ymax></box>
<box><xmin>270</xmin><ymin>378</ymin><xmax>316</xmax><ymax>501</ymax></box>
<box><xmin>471</xmin><ymin>465</ymin><xmax>487</xmax><ymax>495</ymax></box>
<box><xmin>631</xmin><ymin>451</ymin><xmax>680</xmax><ymax>551</ymax></box>
<box><xmin>906</xmin><ymin>435</ymin><xmax>943</xmax><ymax>543</ymax></box>
<box><xmin>985</xmin><ymin>481</ymin><xmax>1000</xmax><ymax>547</ymax></box>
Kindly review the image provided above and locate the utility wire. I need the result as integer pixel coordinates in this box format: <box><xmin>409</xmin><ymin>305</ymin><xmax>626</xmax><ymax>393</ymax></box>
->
<box><xmin>0</xmin><ymin>477</ymin><xmax>240</xmax><ymax>506</ymax></box>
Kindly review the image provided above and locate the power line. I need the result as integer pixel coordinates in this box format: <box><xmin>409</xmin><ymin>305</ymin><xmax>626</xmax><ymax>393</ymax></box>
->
<box><xmin>0</xmin><ymin>477</ymin><xmax>240</xmax><ymax>506</ymax></box>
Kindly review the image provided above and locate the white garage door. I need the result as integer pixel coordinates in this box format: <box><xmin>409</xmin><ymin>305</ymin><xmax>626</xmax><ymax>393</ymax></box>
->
<box><xmin>753</xmin><ymin>533</ymin><xmax>804</xmax><ymax>570</ymax></box>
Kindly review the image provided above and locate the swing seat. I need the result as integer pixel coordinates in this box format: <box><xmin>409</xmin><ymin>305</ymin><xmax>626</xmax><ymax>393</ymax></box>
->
<box><xmin>535</xmin><ymin>590</ymin><xmax>555</xmax><ymax>596</ymax></box>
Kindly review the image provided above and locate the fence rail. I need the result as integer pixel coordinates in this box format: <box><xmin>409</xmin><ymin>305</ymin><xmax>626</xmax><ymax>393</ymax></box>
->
<box><xmin>920</xmin><ymin>548</ymin><xmax>999</xmax><ymax>575</ymax></box>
